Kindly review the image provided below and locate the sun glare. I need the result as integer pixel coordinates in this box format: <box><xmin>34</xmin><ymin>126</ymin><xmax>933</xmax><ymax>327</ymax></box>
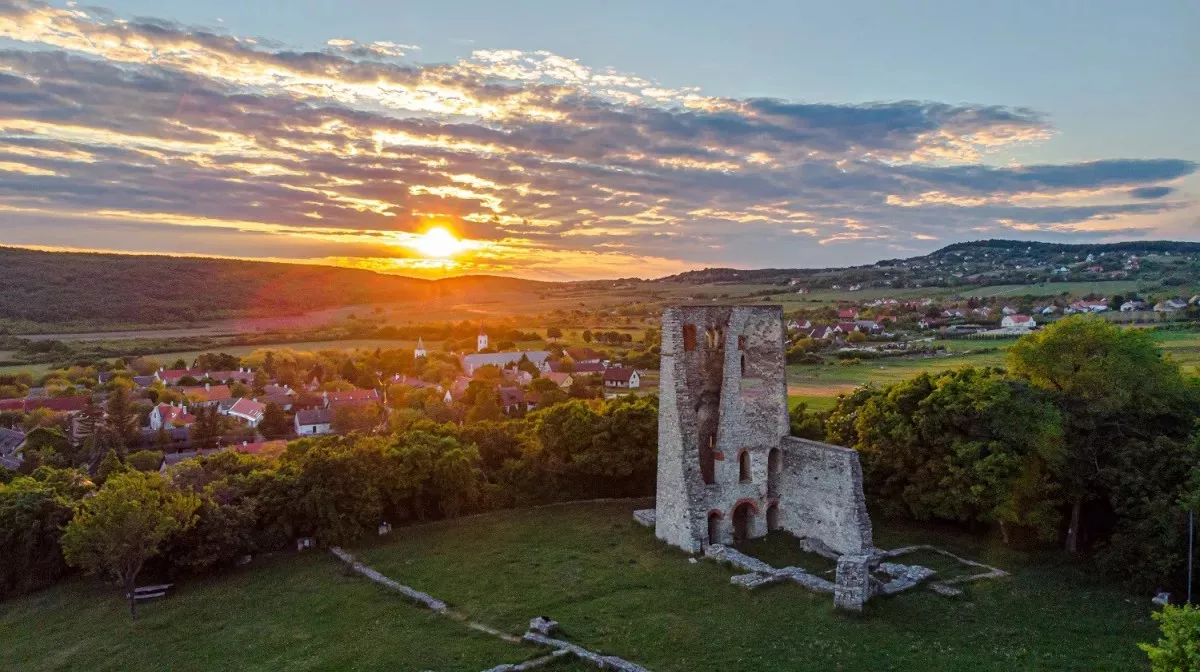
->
<box><xmin>413</xmin><ymin>226</ymin><xmax>462</xmax><ymax>257</ymax></box>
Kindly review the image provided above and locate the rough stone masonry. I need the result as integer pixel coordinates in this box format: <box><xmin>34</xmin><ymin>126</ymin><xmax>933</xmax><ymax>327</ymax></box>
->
<box><xmin>653</xmin><ymin>305</ymin><xmax>874</xmax><ymax>570</ymax></box>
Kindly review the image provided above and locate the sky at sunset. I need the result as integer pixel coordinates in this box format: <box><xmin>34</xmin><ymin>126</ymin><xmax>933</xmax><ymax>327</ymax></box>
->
<box><xmin>0</xmin><ymin>0</ymin><xmax>1195</xmax><ymax>280</ymax></box>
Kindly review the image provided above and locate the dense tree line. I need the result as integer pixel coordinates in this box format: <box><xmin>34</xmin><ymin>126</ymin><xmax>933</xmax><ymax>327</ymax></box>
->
<box><xmin>0</xmin><ymin>395</ymin><xmax>657</xmax><ymax>603</ymax></box>
<box><xmin>827</xmin><ymin>316</ymin><xmax>1200</xmax><ymax>591</ymax></box>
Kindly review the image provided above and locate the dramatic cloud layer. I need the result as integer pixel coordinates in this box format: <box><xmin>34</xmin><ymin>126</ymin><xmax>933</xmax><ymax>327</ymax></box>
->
<box><xmin>0</xmin><ymin>0</ymin><xmax>1193</xmax><ymax>278</ymax></box>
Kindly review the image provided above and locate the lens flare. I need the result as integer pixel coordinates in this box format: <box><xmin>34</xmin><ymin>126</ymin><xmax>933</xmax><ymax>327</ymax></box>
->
<box><xmin>413</xmin><ymin>226</ymin><xmax>461</xmax><ymax>257</ymax></box>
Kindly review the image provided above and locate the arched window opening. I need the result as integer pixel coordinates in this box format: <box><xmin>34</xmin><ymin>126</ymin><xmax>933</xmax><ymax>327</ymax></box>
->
<box><xmin>707</xmin><ymin>511</ymin><xmax>722</xmax><ymax>546</ymax></box>
<box><xmin>767</xmin><ymin>504</ymin><xmax>780</xmax><ymax>532</ymax></box>
<box><xmin>738</xmin><ymin>450</ymin><xmax>752</xmax><ymax>483</ymax></box>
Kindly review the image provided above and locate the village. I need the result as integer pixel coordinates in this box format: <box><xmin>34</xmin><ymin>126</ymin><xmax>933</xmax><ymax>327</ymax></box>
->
<box><xmin>0</xmin><ymin>327</ymin><xmax>647</xmax><ymax>472</ymax></box>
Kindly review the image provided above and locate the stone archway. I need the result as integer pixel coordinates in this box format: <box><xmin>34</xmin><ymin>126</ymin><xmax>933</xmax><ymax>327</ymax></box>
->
<box><xmin>767</xmin><ymin>448</ymin><xmax>781</xmax><ymax>497</ymax></box>
<box><xmin>732</xmin><ymin>501</ymin><xmax>756</xmax><ymax>543</ymax></box>
<box><xmin>707</xmin><ymin>510</ymin><xmax>722</xmax><ymax>546</ymax></box>
<box><xmin>766</xmin><ymin>503</ymin><xmax>780</xmax><ymax>531</ymax></box>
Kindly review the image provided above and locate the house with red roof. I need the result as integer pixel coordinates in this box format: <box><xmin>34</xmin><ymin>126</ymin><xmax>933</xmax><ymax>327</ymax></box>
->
<box><xmin>1001</xmin><ymin>314</ymin><xmax>1035</xmax><ymax>330</ymax></box>
<box><xmin>838</xmin><ymin>308</ymin><xmax>859</xmax><ymax>320</ymax></box>
<box><xmin>324</xmin><ymin>388</ymin><xmax>380</xmax><ymax>407</ymax></box>
<box><xmin>149</xmin><ymin>403</ymin><xmax>196</xmax><ymax>430</ymax></box>
<box><xmin>181</xmin><ymin>384</ymin><xmax>232</xmax><ymax>405</ymax></box>
<box><xmin>224</xmin><ymin>398</ymin><xmax>266</xmax><ymax>427</ymax></box>
<box><xmin>155</xmin><ymin>367</ymin><xmax>205</xmax><ymax>384</ymax></box>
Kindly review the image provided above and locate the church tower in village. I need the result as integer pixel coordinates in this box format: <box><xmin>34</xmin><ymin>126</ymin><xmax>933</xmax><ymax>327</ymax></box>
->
<box><xmin>477</xmin><ymin>327</ymin><xmax>489</xmax><ymax>352</ymax></box>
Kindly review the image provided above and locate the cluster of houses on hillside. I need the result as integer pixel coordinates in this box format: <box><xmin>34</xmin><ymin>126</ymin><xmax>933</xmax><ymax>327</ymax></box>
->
<box><xmin>0</xmin><ymin>329</ymin><xmax>649</xmax><ymax>469</ymax></box>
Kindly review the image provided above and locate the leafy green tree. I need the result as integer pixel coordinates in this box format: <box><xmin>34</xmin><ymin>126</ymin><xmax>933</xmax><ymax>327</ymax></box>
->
<box><xmin>788</xmin><ymin>402</ymin><xmax>825</xmax><ymax>440</ymax></box>
<box><xmin>582</xmin><ymin>330</ymin><xmax>593</xmax><ymax>343</ymax></box>
<box><xmin>126</xmin><ymin>450</ymin><xmax>163</xmax><ymax>472</ymax></box>
<box><xmin>831</xmin><ymin>368</ymin><xmax>1064</xmax><ymax>541</ymax></box>
<box><xmin>546</xmin><ymin>327</ymin><xmax>562</xmax><ymax>341</ymax></box>
<box><xmin>95</xmin><ymin>449</ymin><xmax>125</xmax><ymax>485</ymax></box>
<box><xmin>61</xmin><ymin>470</ymin><xmax>199</xmax><ymax>618</ymax></box>
<box><xmin>190</xmin><ymin>406</ymin><xmax>223</xmax><ymax>451</ymax></box>
<box><xmin>259</xmin><ymin>402</ymin><xmax>291</xmax><ymax>439</ymax></box>
<box><xmin>1139</xmin><ymin>604</ymin><xmax>1200</xmax><ymax>672</ymax></box>
<box><xmin>0</xmin><ymin>471</ymin><xmax>87</xmax><ymax>598</ymax></box>
<box><xmin>466</xmin><ymin>392</ymin><xmax>501</xmax><ymax>424</ymax></box>
<box><xmin>331</xmin><ymin>403</ymin><xmax>382</xmax><ymax>435</ymax></box>
<box><xmin>1008</xmin><ymin>316</ymin><xmax>1200</xmax><ymax>553</ymax></box>
<box><xmin>104</xmin><ymin>385</ymin><xmax>140</xmax><ymax>454</ymax></box>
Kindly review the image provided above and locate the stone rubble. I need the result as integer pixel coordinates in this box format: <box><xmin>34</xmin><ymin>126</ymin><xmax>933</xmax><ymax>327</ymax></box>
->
<box><xmin>481</xmin><ymin>650</ymin><xmax>570</xmax><ymax>672</ymax></box>
<box><xmin>631</xmin><ymin>510</ymin><xmax>656</xmax><ymax>527</ymax></box>
<box><xmin>329</xmin><ymin>547</ymin><xmax>447</xmax><ymax>612</ymax></box>
<box><xmin>876</xmin><ymin>563</ymin><xmax>936</xmax><ymax>596</ymax></box>
<box><xmin>929</xmin><ymin>582</ymin><xmax>964</xmax><ymax>597</ymax></box>
<box><xmin>529</xmin><ymin>616</ymin><xmax>559</xmax><ymax>636</ymax></box>
<box><xmin>703</xmin><ymin>544</ymin><xmax>775</xmax><ymax>574</ymax></box>
<box><xmin>523</xmin><ymin>632</ymin><xmax>651</xmax><ymax>672</ymax></box>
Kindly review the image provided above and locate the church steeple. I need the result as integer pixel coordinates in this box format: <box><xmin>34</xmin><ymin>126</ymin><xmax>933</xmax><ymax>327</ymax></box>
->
<box><xmin>414</xmin><ymin>337</ymin><xmax>427</xmax><ymax>358</ymax></box>
<box><xmin>476</xmin><ymin>326</ymin><xmax>488</xmax><ymax>352</ymax></box>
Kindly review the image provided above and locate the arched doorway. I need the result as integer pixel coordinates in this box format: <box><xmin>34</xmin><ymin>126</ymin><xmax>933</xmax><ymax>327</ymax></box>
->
<box><xmin>738</xmin><ymin>450</ymin><xmax>751</xmax><ymax>482</ymax></box>
<box><xmin>766</xmin><ymin>503</ymin><xmax>780</xmax><ymax>531</ymax></box>
<box><xmin>732</xmin><ymin>501</ymin><xmax>756</xmax><ymax>543</ymax></box>
<box><xmin>767</xmin><ymin>448</ymin><xmax>781</xmax><ymax>497</ymax></box>
<box><xmin>707</xmin><ymin>511</ymin><xmax>722</xmax><ymax>546</ymax></box>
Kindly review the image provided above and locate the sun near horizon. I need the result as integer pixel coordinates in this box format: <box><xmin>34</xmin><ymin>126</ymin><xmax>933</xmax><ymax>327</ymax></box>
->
<box><xmin>412</xmin><ymin>226</ymin><xmax>463</xmax><ymax>258</ymax></box>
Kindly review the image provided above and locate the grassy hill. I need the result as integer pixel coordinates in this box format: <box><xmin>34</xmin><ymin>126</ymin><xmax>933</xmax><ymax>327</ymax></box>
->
<box><xmin>0</xmin><ymin>247</ymin><xmax>548</xmax><ymax>331</ymax></box>
<box><xmin>1</xmin><ymin>501</ymin><xmax>1156</xmax><ymax>671</ymax></box>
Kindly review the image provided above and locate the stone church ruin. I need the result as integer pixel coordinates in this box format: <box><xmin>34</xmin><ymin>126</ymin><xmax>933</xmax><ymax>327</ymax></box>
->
<box><xmin>637</xmin><ymin>305</ymin><xmax>1005</xmax><ymax>611</ymax></box>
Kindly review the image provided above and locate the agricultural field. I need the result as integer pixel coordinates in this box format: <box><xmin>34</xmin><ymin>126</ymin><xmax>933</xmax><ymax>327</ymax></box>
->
<box><xmin>787</xmin><ymin>329</ymin><xmax>1200</xmax><ymax>410</ymax></box>
<box><xmin>1</xmin><ymin>501</ymin><xmax>1155</xmax><ymax>671</ymax></box>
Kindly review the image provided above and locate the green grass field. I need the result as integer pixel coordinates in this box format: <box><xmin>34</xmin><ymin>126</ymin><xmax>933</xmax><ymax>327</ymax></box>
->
<box><xmin>0</xmin><ymin>501</ymin><xmax>1157</xmax><ymax>671</ymax></box>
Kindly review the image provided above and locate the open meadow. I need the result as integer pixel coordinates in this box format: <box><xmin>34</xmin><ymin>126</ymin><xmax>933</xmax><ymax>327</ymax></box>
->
<box><xmin>0</xmin><ymin>501</ymin><xmax>1157</xmax><ymax>671</ymax></box>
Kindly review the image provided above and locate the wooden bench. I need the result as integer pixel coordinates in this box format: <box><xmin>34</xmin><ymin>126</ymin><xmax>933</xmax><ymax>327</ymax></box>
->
<box><xmin>127</xmin><ymin>583</ymin><xmax>174</xmax><ymax>601</ymax></box>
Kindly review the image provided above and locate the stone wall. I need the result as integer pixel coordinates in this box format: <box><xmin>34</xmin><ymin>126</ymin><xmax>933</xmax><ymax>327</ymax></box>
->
<box><xmin>655</xmin><ymin>305</ymin><xmax>873</xmax><ymax>560</ymax></box>
<box><xmin>655</xmin><ymin>305</ymin><xmax>789</xmax><ymax>552</ymax></box>
<box><xmin>778</xmin><ymin>437</ymin><xmax>873</xmax><ymax>555</ymax></box>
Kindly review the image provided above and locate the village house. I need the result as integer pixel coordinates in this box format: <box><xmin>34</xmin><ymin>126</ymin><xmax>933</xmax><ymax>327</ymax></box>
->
<box><xmin>205</xmin><ymin>368</ymin><xmax>254</xmax><ymax>384</ymax></box>
<box><xmin>0</xmin><ymin>427</ymin><xmax>26</xmax><ymax>470</ymax></box>
<box><xmin>602</xmin><ymin>367</ymin><xmax>640</xmax><ymax>390</ymax></box>
<box><xmin>502</xmin><ymin>368</ymin><xmax>534</xmax><ymax>386</ymax></box>
<box><xmin>323</xmin><ymin>388</ymin><xmax>380</xmax><ymax>407</ymax></box>
<box><xmin>149</xmin><ymin>403</ymin><xmax>196</xmax><ymax>430</ymax></box>
<box><xmin>181</xmin><ymin>383</ymin><xmax>232</xmax><ymax>405</ymax></box>
<box><xmin>224</xmin><ymin>398</ymin><xmax>266</xmax><ymax>427</ymax></box>
<box><xmin>542</xmin><ymin>372</ymin><xmax>574</xmax><ymax>389</ymax></box>
<box><xmin>837</xmin><ymin>308</ymin><xmax>858</xmax><ymax>320</ymax></box>
<box><xmin>295</xmin><ymin>408</ymin><xmax>334</xmax><ymax>435</ymax></box>
<box><xmin>1001</xmin><ymin>314</ymin><xmax>1035</xmax><ymax>330</ymax></box>
<box><xmin>497</xmin><ymin>387</ymin><xmax>530</xmax><ymax>415</ymax></box>
<box><xmin>1121</xmin><ymin>300</ymin><xmax>1146</xmax><ymax>312</ymax></box>
<box><xmin>461</xmin><ymin>350</ymin><xmax>551</xmax><ymax>375</ymax></box>
<box><xmin>155</xmin><ymin>367</ymin><xmax>205</xmax><ymax>384</ymax></box>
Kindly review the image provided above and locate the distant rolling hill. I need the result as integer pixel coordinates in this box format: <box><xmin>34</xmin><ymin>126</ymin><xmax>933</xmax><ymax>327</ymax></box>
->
<box><xmin>0</xmin><ymin>247</ymin><xmax>549</xmax><ymax>330</ymax></box>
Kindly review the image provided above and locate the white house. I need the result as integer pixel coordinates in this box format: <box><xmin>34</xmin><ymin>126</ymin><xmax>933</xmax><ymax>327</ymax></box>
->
<box><xmin>294</xmin><ymin>408</ymin><xmax>333</xmax><ymax>435</ymax></box>
<box><xmin>225</xmin><ymin>398</ymin><xmax>266</xmax><ymax>427</ymax></box>
<box><xmin>1001</xmin><ymin>315</ymin><xmax>1035</xmax><ymax>329</ymax></box>
<box><xmin>602</xmin><ymin>367</ymin><xmax>640</xmax><ymax>389</ymax></box>
<box><xmin>149</xmin><ymin>403</ymin><xmax>195</xmax><ymax>430</ymax></box>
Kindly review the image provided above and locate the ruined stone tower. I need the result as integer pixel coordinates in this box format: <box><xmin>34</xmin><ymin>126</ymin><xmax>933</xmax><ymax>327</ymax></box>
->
<box><xmin>655</xmin><ymin>305</ymin><xmax>873</xmax><ymax>556</ymax></box>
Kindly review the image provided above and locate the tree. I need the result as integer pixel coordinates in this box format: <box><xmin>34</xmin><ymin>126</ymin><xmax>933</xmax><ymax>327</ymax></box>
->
<box><xmin>126</xmin><ymin>450</ymin><xmax>163</xmax><ymax>472</ymax></box>
<box><xmin>0</xmin><ymin>470</ymin><xmax>89</xmax><ymax>598</ymax></box>
<box><xmin>466</xmin><ymin>392</ymin><xmax>501</xmax><ymax>424</ymax></box>
<box><xmin>331</xmin><ymin>403</ymin><xmax>382</xmax><ymax>435</ymax></box>
<box><xmin>1139</xmin><ymin>604</ymin><xmax>1200</xmax><ymax>671</ymax></box>
<box><xmin>60</xmin><ymin>470</ymin><xmax>199</xmax><ymax>618</ymax></box>
<box><xmin>259</xmin><ymin>402</ymin><xmax>291</xmax><ymax>439</ymax></box>
<box><xmin>104</xmin><ymin>385</ymin><xmax>139</xmax><ymax>454</ymax></box>
<box><xmin>1008</xmin><ymin>316</ymin><xmax>1200</xmax><ymax>553</ymax></box>
<box><xmin>847</xmin><ymin>330</ymin><xmax>868</xmax><ymax>344</ymax></box>
<box><xmin>190</xmin><ymin>406</ymin><xmax>223</xmax><ymax>451</ymax></box>
<box><xmin>546</xmin><ymin>327</ymin><xmax>562</xmax><ymax>341</ymax></box>
<box><xmin>96</xmin><ymin>449</ymin><xmax>126</xmax><ymax>485</ymax></box>
<box><xmin>582</xmin><ymin>330</ymin><xmax>593</xmax><ymax>343</ymax></box>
